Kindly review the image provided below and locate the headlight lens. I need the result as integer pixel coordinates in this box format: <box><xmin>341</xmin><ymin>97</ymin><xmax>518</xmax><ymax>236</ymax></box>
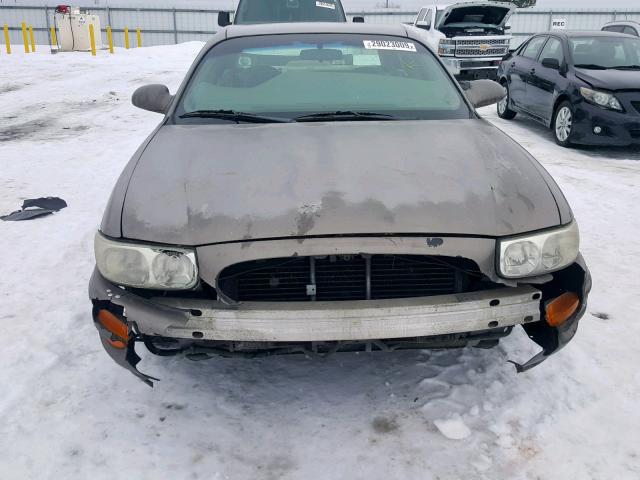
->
<box><xmin>438</xmin><ymin>39</ymin><xmax>456</xmax><ymax>56</ymax></box>
<box><xmin>579</xmin><ymin>87</ymin><xmax>623</xmax><ymax>111</ymax></box>
<box><xmin>95</xmin><ymin>233</ymin><xmax>198</xmax><ymax>289</ymax></box>
<box><xmin>498</xmin><ymin>222</ymin><xmax>579</xmax><ymax>279</ymax></box>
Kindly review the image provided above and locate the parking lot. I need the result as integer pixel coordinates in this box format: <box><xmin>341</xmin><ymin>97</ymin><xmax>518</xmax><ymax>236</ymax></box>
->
<box><xmin>1</xmin><ymin>44</ymin><xmax>639</xmax><ymax>479</ymax></box>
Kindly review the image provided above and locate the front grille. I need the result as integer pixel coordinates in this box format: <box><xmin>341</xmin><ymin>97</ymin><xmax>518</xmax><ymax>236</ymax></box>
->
<box><xmin>456</xmin><ymin>39</ymin><xmax>508</xmax><ymax>46</ymax></box>
<box><xmin>217</xmin><ymin>254</ymin><xmax>484</xmax><ymax>302</ymax></box>
<box><xmin>456</xmin><ymin>47</ymin><xmax>508</xmax><ymax>57</ymax></box>
<box><xmin>630</xmin><ymin>129</ymin><xmax>640</xmax><ymax>139</ymax></box>
<box><xmin>454</xmin><ymin>39</ymin><xmax>510</xmax><ymax>57</ymax></box>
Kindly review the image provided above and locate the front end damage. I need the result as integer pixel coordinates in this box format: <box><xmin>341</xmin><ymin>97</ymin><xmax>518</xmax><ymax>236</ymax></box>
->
<box><xmin>89</xmin><ymin>235</ymin><xmax>591</xmax><ymax>386</ymax></box>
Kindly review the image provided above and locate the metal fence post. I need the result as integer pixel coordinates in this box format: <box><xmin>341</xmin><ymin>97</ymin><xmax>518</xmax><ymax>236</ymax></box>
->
<box><xmin>173</xmin><ymin>8</ymin><xmax>178</xmax><ymax>44</ymax></box>
<box><xmin>548</xmin><ymin>11</ymin><xmax>553</xmax><ymax>30</ymax></box>
<box><xmin>45</xmin><ymin>6</ymin><xmax>50</xmax><ymax>46</ymax></box>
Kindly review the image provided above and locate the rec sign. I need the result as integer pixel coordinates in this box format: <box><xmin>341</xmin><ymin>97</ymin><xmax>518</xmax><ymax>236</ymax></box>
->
<box><xmin>552</xmin><ymin>18</ymin><xmax>567</xmax><ymax>30</ymax></box>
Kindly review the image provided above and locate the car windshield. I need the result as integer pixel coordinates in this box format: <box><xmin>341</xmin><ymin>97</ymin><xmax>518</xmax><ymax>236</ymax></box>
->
<box><xmin>175</xmin><ymin>34</ymin><xmax>469</xmax><ymax>123</ymax></box>
<box><xmin>570</xmin><ymin>35</ymin><xmax>640</xmax><ymax>68</ymax></box>
<box><xmin>234</xmin><ymin>0</ymin><xmax>346</xmax><ymax>24</ymax></box>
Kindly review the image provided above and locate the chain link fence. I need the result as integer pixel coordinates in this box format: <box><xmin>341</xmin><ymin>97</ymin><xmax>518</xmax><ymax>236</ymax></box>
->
<box><xmin>2</xmin><ymin>5</ymin><xmax>640</xmax><ymax>49</ymax></box>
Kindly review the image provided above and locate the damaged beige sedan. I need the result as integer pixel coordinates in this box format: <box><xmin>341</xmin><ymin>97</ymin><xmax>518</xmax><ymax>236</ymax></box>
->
<box><xmin>89</xmin><ymin>23</ymin><xmax>590</xmax><ymax>385</ymax></box>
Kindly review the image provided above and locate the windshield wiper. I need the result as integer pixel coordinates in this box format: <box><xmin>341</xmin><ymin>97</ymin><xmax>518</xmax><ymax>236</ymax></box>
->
<box><xmin>294</xmin><ymin>111</ymin><xmax>397</xmax><ymax>122</ymax></box>
<box><xmin>179</xmin><ymin>109</ymin><xmax>292</xmax><ymax>123</ymax></box>
<box><xmin>611</xmin><ymin>64</ymin><xmax>640</xmax><ymax>70</ymax></box>
<box><xmin>574</xmin><ymin>64</ymin><xmax>608</xmax><ymax>70</ymax></box>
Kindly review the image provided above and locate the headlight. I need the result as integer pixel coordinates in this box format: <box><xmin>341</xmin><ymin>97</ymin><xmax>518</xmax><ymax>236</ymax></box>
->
<box><xmin>94</xmin><ymin>233</ymin><xmax>198</xmax><ymax>289</ymax></box>
<box><xmin>498</xmin><ymin>222</ymin><xmax>579</xmax><ymax>279</ymax></box>
<box><xmin>579</xmin><ymin>87</ymin><xmax>623</xmax><ymax>111</ymax></box>
<box><xmin>438</xmin><ymin>39</ymin><xmax>456</xmax><ymax>56</ymax></box>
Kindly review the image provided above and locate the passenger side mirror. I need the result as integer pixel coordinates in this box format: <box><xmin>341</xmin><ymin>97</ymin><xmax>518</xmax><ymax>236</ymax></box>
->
<box><xmin>352</xmin><ymin>16</ymin><xmax>364</xmax><ymax>23</ymax></box>
<box><xmin>541</xmin><ymin>57</ymin><xmax>560</xmax><ymax>70</ymax></box>
<box><xmin>461</xmin><ymin>79</ymin><xmax>506</xmax><ymax>109</ymax></box>
<box><xmin>218</xmin><ymin>11</ymin><xmax>231</xmax><ymax>27</ymax></box>
<box><xmin>504</xmin><ymin>25</ymin><xmax>512</xmax><ymax>31</ymax></box>
<box><xmin>132</xmin><ymin>84</ymin><xmax>173</xmax><ymax>114</ymax></box>
<box><xmin>416</xmin><ymin>20</ymin><xmax>431</xmax><ymax>30</ymax></box>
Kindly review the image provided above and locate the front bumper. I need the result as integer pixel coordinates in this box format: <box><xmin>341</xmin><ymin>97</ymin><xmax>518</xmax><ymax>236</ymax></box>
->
<box><xmin>89</xmin><ymin>252</ymin><xmax>590</xmax><ymax>385</ymax></box>
<box><xmin>571</xmin><ymin>100</ymin><xmax>640</xmax><ymax>146</ymax></box>
<box><xmin>441</xmin><ymin>57</ymin><xmax>502</xmax><ymax>80</ymax></box>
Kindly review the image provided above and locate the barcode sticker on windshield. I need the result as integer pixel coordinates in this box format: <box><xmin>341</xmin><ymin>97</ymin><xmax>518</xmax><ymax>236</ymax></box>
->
<box><xmin>316</xmin><ymin>1</ymin><xmax>336</xmax><ymax>9</ymax></box>
<box><xmin>363</xmin><ymin>40</ymin><xmax>417</xmax><ymax>52</ymax></box>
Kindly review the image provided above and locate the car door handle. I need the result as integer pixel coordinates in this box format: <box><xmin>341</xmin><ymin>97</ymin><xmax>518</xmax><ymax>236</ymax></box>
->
<box><xmin>530</xmin><ymin>68</ymin><xmax>536</xmax><ymax>75</ymax></box>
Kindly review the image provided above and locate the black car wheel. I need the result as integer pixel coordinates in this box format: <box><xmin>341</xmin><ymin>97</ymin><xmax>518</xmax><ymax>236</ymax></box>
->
<box><xmin>497</xmin><ymin>81</ymin><xmax>517</xmax><ymax>120</ymax></box>
<box><xmin>553</xmin><ymin>101</ymin><xmax>574</xmax><ymax>148</ymax></box>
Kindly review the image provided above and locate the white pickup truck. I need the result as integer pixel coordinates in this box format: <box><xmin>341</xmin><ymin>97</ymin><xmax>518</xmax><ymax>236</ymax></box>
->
<box><xmin>412</xmin><ymin>1</ymin><xmax>516</xmax><ymax>80</ymax></box>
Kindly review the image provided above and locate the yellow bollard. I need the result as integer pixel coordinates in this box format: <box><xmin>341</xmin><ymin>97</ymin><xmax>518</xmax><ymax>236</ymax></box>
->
<box><xmin>29</xmin><ymin>25</ymin><xmax>35</xmax><ymax>52</ymax></box>
<box><xmin>3</xmin><ymin>24</ymin><xmax>10</xmax><ymax>54</ymax></box>
<box><xmin>136</xmin><ymin>28</ymin><xmax>142</xmax><ymax>48</ymax></box>
<box><xmin>106</xmin><ymin>26</ymin><xmax>114</xmax><ymax>54</ymax></box>
<box><xmin>21</xmin><ymin>22</ymin><xmax>29</xmax><ymax>53</ymax></box>
<box><xmin>89</xmin><ymin>24</ymin><xmax>96</xmax><ymax>56</ymax></box>
<box><xmin>50</xmin><ymin>26</ymin><xmax>57</xmax><ymax>48</ymax></box>
<box><xmin>124</xmin><ymin>27</ymin><xmax>130</xmax><ymax>49</ymax></box>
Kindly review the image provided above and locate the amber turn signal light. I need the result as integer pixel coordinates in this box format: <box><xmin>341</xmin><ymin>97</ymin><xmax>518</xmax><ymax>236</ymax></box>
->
<box><xmin>546</xmin><ymin>292</ymin><xmax>579</xmax><ymax>327</ymax></box>
<box><xmin>97</xmin><ymin>309</ymin><xmax>129</xmax><ymax>342</ymax></box>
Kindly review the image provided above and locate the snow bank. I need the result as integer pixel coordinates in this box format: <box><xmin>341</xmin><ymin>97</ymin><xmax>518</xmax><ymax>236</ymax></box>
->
<box><xmin>1</xmin><ymin>44</ymin><xmax>640</xmax><ymax>480</ymax></box>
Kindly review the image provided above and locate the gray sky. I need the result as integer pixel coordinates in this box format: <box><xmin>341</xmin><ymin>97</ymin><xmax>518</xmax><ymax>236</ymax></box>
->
<box><xmin>1</xmin><ymin>0</ymin><xmax>639</xmax><ymax>10</ymax></box>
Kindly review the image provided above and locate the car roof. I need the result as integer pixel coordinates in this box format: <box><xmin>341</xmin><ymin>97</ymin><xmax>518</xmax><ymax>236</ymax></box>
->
<box><xmin>602</xmin><ymin>20</ymin><xmax>640</xmax><ymax>27</ymax></box>
<box><xmin>536</xmin><ymin>30</ymin><xmax>638</xmax><ymax>39</ymax></box>
<box><xmin>223</xmin><ymin>22</ymin><xmax>411</xmax><ymax>39</ymax></box>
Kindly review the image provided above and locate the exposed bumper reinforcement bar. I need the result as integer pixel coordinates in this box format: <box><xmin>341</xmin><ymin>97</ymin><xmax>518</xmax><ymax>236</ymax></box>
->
<box><xmin>160</xmin><ymin>287</ymin><xmax>541</xmax><ymax>342</ymax></box>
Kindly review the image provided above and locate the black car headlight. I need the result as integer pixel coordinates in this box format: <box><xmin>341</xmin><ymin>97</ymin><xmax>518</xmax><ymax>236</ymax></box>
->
<box><xmin>94</xmin><ymin>232</ymin><xmax>198</xmax><ymax>289</ymax></box>
<box><xmin>579</xmin><ymin>87</ymin><xmax>623</xmax><ymax>112</ymax></box>
<box><xmin>498</xmin><ymin>222</ymin><xmax>579</xmax><ymax>279</ymax></box>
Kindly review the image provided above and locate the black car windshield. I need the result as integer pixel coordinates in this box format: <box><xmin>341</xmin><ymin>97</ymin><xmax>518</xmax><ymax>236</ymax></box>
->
<box><xmin>570</xmin><ymin>35</ymin><xmax>640</xmax><ymax>68</ymax></box>
<box><xmin>175</xmin><ymin>34</ymin><xmax>470</xmax><ymax>123</ymax></box>
<box><xmin>234</xmin><ymin>0</ymin><xmax>346</xmax><ymax>24</ymax></box>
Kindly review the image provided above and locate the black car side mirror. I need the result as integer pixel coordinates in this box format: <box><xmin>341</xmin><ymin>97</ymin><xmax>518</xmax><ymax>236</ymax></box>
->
<box><xmin>461</xmin><ymin>79</ymin><xmax>507</xmax><ymax>109</ymax></box>
<box><xmin>541</xmin><ymin>57</ymin><xmax>560</xmax><ymax>70</ymax></box>
<box><xmin>218</xmin><ymin>11</ymin><xmax>231</xmax><ymax>27</ymax></box>
<box><xmin>132</xmin><ymin>84</ymin><xmax>173</xmax><ymax>114</ymax></box>
<box><xmin>415</xmin><ymin>20</ymin><xmax>431</xmax><ymax>30</ymax></box>
<box><xmin>353</xmin><ymin>16</ymin><xmax>364</xmax><ymax>23</ymax></box>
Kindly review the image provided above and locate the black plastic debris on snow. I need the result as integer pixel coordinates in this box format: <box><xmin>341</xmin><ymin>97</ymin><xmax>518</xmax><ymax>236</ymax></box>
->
<box><xmin>1</xmin><ymin>197</ymin><xmax>67</xmax><ymax>221</ymax></box>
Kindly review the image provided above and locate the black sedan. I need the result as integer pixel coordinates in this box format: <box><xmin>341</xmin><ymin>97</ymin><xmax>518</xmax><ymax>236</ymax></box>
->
<box><xmin>497</xmin><ymin>31</ymin><xmax>640</xmax><ymax>147</ymax></box>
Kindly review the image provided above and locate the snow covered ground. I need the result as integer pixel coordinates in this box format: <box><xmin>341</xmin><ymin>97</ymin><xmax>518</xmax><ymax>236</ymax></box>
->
<box><xmin>1</xmin><ymin>44</ymin><xmax>640</xmax><ymax>480</ymax></box>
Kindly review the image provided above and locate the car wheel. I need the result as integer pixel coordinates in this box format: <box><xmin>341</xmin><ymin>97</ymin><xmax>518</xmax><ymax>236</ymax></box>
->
<box><xmin>553</xmin><ymin>101</ymin><xmax>574</xmax><ymax>147</ymax></box>
<box><xmin>497</xmin><ymin>82</ymin><xmax>517</xmax><ymax>120</ymax></box>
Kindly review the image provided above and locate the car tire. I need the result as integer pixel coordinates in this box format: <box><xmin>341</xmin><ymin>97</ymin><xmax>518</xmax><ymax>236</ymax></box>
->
<box><xmin>497</xmin><ymin>81</ymin><xmax>517</xmax><ymax>120</ymax></box>
<box><xmin>552</xmin><ymin>101</ymin><xmax>574</xmax><ymax>148</ymax></box>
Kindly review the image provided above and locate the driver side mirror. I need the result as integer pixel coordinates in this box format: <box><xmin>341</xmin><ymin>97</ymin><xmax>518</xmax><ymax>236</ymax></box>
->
<box><xmin>352</xmin><ymin>16</ymin><xmax>364</xmax><ymax>23</ymax></box>
<box><xmin>541</xmin><ymin>57</ymin><xmax>560</xmax><ymax>70</ymax></box>
<box><xmin>416</xmin><ymin>20</ymin><xmax>431</xmax><ymax>30</ymax></box>
<box><xmin>218</xmin><ymin>11</ymin><xmax>231</xmax><ymax>27</ymax></box>
<box><xmin>132</xmin><ymin>84</ymin><xmax>173</xmax><ymax>114</ymax></box>
<box><xmin>460</xmin><ymin>79</ymin><xmax>506</xmax><ymax>109</ymax></box>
